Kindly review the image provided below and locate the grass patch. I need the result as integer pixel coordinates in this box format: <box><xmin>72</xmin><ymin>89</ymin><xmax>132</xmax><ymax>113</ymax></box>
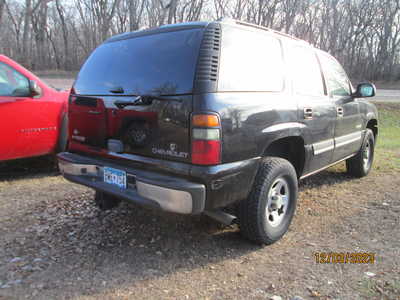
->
<box><xmin>375</xmin><ymin>103</ymin><xmax>400</xmax><ymax>150</ymax></box>
<box><xmin>373</xmin><ymin>103</ymin><xmax>400</xmax><ymax>172</ymax></box>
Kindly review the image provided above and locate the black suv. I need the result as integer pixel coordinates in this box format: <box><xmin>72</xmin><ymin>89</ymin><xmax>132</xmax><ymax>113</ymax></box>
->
<box><xmin>58</xmin><ymin>19</ymin><xmax>378</xmax><ymax>244</ymax></box>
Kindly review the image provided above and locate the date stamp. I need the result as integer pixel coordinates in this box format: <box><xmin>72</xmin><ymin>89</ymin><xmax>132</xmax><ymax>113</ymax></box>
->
<box><xmin>314</xmin><ymin>252</ymin><xmax>375</xmax><ymax>264</ymax></box>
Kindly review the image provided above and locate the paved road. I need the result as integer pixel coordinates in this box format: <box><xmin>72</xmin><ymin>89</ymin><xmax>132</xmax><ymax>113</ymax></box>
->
<box><xmin>374</xmin><ymin>89</ymin><xmax>400</xmax><ymax>102</ymax></box>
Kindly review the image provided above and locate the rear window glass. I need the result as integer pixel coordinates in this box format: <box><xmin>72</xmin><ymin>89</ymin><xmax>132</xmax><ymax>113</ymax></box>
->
<box><xmin>218</xmin><ymin>27</ymin><xmax>285</xmax><ymax>92</ymax></box>
<box><xmin>73</xmin><ymin>29</ymin><xmax>203</xmax><ymax>96</ymax></box>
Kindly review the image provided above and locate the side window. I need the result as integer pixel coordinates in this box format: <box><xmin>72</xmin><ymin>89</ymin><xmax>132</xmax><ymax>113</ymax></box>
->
<box><xmin>318</xmin><ymin>53</ymin><xmax>351</xmax><ymax>97</ymax></box>
<box><xmin>0</xmin><ymin>62</ymin><xmax>30</xmax><ymax>97</ymax></box>
<box><xmin>218</xmin><ymin>27</ymin><xmax>285</xmax><ymax>92</ymax></box>
<box><xmin>290</xmin><ymin>46</ymin><xmax>325</xmax><ymax>96</ymax></box>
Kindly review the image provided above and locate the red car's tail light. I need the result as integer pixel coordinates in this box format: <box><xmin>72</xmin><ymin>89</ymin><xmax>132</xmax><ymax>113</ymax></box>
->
<box><xmin>191</xmin><ymin>114</ymin><xmax>221</xmax><ymax>165</ymax></box>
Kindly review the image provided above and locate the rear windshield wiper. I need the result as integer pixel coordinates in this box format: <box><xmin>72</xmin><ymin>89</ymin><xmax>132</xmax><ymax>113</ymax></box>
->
<box><xmin>109</xmin><ymin>86</ymin><xmax>125</xmax><ymax>94</ymax></box>
<box><xmin>114</xmin><ymin>94</ymin><xmax>182</xmax><ymax>109</ymax></box>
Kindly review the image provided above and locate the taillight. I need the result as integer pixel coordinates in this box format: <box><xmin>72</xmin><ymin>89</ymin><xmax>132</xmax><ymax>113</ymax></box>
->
<box><xmin>191</xmin><ymin>114</ymin><xmax>221</xmax><ymax>165</ymax></box>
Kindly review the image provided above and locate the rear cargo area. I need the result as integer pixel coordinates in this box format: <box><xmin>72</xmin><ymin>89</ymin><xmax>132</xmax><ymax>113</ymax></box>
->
<box><xmin>69</xmin><ymin>94</ymin><xmax>193</xmax><ymax>163</ymax></box>
<box><xmin>68</xmin><ymin>27</ymin><xmax>205</xmax><ymax>163</ymax></box>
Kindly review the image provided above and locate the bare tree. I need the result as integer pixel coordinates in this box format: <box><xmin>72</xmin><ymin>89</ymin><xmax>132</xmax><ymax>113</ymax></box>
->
<box><xmin>167</xmin><ymin>0</ymin><xmax>177</xmax><ymax>23</ymax></box>
<box><xmin>20</xmin><ymin>0</ymin><xmax>43</xmax><ymax>67</ymax></box>
<box><xmin>55</xmin><ymin>0</ymin><xmax>70</xmax><ymax>69</ymax></box>
<box><xmin>129</xmin><ymin>0</ymin><xmax>145</xmax><ymax>31</ymax></box>
<box><xmin>0</xmin><ymin>0</ymin><xmax>398</xmax><ymax>80</ymax></box>
<box><xmin>0</xmin><ymin>0</ymin><xmax>6</xmax><ymax>25</ymax></box>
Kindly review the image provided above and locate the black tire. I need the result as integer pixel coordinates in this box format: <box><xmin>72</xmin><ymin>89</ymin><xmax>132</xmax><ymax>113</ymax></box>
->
<box><xmin>94</xmin><ymin>191</ymin><xmax>121</xmax><ymax>211</ymax></box>
<box><xmin>238</xmin><ymin>157</ymin><xmax>298</xmax><ymax>245</ymax></box>
<box><xmin>346</xmin><ymin>129</ymin><xmax>375</xmax><ymax>178</ymax></box>
<box><xmin>56</xmin><ymin>114</ymin><xmax>68</xmax><ymax>153</ymax></box>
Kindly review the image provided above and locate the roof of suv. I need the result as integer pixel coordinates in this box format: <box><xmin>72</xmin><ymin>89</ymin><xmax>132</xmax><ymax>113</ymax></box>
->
<box><xmin>106</xmin><ymin>19</ymin><xmax>308</xmax><ymax>46</ymax></box>
<box><xmin>106</xmin><ymin>21</ymin><xmax>209</xmax><ymax>43</ymax></box>
<box><xmin>218</xmin><ymin>18</ymin><xmax>304</xmax><ymax>42</ymax></box>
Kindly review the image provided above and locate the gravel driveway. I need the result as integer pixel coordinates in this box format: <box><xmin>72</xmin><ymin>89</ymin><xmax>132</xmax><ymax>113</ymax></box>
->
<box><xmin>0</xmin><ymin>158</ymin><xmax>399</xmax><ymax>300</ymax></box>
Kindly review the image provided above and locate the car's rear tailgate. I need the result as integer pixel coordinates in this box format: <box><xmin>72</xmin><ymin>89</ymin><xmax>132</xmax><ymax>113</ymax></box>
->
<box><xmin>69</xmin><ymin>94</ymin><xmax>193</xmax><ymax>163</ymax></box>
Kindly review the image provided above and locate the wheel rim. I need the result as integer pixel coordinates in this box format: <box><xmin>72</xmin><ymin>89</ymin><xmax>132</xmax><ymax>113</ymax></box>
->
<box><xmin>363</xmin><ymin>140</ymin><xmax>371</xmax><ymax>170</ymax></box>
<box><xmin>266</xmin><ymin>177</ymin><xmax>290</xmax><ymax>227</ymax></box>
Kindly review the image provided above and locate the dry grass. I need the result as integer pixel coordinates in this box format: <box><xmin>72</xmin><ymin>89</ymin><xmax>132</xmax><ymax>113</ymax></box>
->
<box><xmin>374</xmin><ymin>102</ymin><xmax>400</xmax><ymax>172</ymax></box>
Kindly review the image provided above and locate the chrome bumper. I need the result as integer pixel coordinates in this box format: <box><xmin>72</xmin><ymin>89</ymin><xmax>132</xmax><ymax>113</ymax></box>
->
<box><xmin>58</xmin><ymin>152</ymin><xmax>206</xmax><ymax>214</ymax></box>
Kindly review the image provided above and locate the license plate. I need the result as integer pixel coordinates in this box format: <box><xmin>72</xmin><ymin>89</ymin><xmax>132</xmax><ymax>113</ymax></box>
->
<box><xmin>103</xmin><ymin>167</ymin><xmax>126</xmax><ymax>189</ymax></box>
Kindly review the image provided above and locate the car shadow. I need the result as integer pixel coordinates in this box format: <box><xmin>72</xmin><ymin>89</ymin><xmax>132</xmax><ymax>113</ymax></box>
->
<box><xmin>299</xmin><ymin>163</ymin><xmax>354</xmax><ymax>190</ymax></box>
<box><xmin>0</xmin><ymin>155</ymin><xmax>59</xmax><ymax>182</ymax></box>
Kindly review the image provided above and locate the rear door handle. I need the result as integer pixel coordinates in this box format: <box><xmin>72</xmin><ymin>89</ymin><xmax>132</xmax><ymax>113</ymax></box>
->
<box><xmin>337</xmin><ymin>107</ymin><xmax>344</xmax><ymax>117</ymax></box>
<box><xmin>304</xmin><ymin>108</ymin><xmax>313</xmax><ymax>119</ymax></box>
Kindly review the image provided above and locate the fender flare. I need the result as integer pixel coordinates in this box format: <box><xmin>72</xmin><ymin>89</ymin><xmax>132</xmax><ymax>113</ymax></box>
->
<box><xmin>366</xmin><ymin>112</ymin><xmax>378</xmax><ymax>123</ymax></box>
<box><xmin>260</xmin><ymin>122</ymin><xmax>307</xmax><ymax>154</ymax></box>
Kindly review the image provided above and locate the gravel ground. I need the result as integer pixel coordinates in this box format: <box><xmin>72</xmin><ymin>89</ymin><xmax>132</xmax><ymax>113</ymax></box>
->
<box><xmin>0</xmin><ymin>157</ymin><xmax>399</xmax><ymax>300</ymax></box>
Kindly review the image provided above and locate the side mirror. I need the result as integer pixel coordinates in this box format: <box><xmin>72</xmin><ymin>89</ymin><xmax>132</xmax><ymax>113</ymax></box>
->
<box><xmin>353</xmin><ymin>82</ymin><xmax>376</xmax><ymax>98</ymax></box>
<box><xmin>29</xmin><ymin>80</ymin><xmax>42</xmax><ymax>97</ymax></box>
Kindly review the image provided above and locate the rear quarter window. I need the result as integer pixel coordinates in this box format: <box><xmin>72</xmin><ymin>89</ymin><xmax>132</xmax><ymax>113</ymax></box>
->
<box><xmin>218</xmin><ymin>27</ymin><xmax>285</xmax><ymax>92</ymax></box>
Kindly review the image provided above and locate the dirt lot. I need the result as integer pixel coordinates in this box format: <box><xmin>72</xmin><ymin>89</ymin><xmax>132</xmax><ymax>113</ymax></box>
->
<box><xmin>0</xmin><ymin>159</ymin><xmax>399</xmax><ymax>299</ymax></box>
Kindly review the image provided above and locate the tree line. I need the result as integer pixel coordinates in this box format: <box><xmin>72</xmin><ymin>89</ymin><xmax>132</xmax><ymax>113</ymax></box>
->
<box><xmin>0</xmin><ymin>0</ymin><xmax>399</xmax><ymax>81</ymax></box>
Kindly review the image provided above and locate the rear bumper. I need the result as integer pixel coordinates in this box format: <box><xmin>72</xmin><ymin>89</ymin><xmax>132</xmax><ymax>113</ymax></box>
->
<box><xmin>58</xmin><ymin>152</ymin><xmax>206</xmax><ymax>214</ymax></box>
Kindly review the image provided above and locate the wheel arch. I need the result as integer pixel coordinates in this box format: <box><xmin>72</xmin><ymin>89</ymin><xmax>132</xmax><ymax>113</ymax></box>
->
<box><xmin>366</xmin><ymin>118</ymin><xmax>378</xmax><ymax>139</ymax></box>
<box><xmin>261</xmin><ymin>134</ymin><xmax>306</xmax><ymax>178</ymax></box>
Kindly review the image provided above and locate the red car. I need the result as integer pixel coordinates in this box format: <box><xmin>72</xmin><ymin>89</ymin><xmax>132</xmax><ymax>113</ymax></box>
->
<box><xmin>0</xmin><ymin>55</ymin><xmax>69</xmax><ymax>161</ymax></box>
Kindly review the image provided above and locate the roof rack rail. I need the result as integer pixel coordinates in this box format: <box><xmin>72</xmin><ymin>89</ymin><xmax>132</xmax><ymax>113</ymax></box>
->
<box><xmin>217</xmin><ymin>17</ymin><xmax>306</xmax><ymax>43</ymax></box>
